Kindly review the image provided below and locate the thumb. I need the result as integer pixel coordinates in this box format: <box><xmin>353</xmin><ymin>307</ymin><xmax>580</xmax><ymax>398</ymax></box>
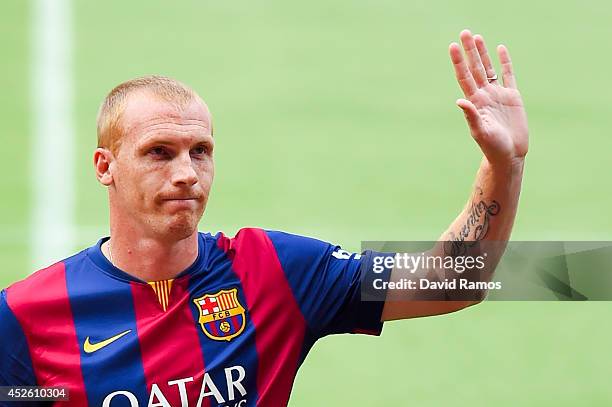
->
<box><xmin>456</xmin><ymin>98</ymin><xmax>484</xmax><ymax>142</ymax></box>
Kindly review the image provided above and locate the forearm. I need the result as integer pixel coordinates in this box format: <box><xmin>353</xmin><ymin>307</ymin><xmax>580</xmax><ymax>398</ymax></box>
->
<box><xmin>381</xmin><ymin>158</ymin><xmax>524</xmax><ymax>321</ymax></box>
<box><xmin>425</xmin><ymin>156</ymin><xmax>525</xmax><ymax>303</ymax></box>
<box><xmin>441</xmin><ymin>157</ymin><xmax>525</xmax><ymax>253</ymax></box>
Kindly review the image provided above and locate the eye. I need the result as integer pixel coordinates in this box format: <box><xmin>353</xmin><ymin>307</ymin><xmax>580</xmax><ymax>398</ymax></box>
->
<box><xmin>191</xmin><ymin>145</ymin><xmax>209</xmax><ymax>155</ymax></box>
<box><xmin>149</xmin><ymin>146</ymin><xmax>169</xmax><ymax>158</ymax></box>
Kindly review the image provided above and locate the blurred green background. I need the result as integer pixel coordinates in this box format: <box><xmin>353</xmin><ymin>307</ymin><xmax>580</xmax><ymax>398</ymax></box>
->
<box><xmin>2</xmin><ymin>0</ymin><xmax>611</xmax><ymax>405</ymax></box>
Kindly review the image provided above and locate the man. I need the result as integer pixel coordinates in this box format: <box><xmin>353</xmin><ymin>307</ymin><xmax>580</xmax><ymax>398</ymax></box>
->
<box><xmin>0</xmin><ymin>30</ymin><xmax>527</xmax><ymax>406</ymax></box>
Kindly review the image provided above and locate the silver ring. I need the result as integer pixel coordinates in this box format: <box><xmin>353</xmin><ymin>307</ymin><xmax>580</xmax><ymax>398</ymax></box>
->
<box><xmin>487</xmin><ymin>73</ymin><xmax>498</xmax><ymax>82</ymax></box>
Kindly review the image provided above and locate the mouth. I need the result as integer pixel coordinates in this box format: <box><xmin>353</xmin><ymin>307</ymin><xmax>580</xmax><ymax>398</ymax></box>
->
<box><xmin>157</xmin><ymin>191</ymin><xmax>204</xmax><ymax>207</ymax></box>
<box><xmin>163</xmin><ymin>198</ymin><xmax>197</xmax><ymax>201</ymax></box>
<box><xmin>159</xmin><ymin>196</ymin><xmax>202</xmax><ymax>208</ymax></box>
<box><xmin>160</xmin><ymin>198</ymin><xmax>201</xmax><ymax>213</ymax></box>
<box><xmin>161</xmin><ymin>194</ymin><xmax>202</xmax><ymax>201</ymax></box>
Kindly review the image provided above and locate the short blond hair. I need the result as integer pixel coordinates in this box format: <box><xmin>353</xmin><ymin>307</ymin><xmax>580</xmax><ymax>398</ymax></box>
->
<box><xmin>97</xmin><ymin>75</ymin><xmax>201</xmax><ymax>154</ymax></box>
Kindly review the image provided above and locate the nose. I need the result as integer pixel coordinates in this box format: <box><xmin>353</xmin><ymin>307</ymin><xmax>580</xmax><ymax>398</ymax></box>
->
<box><xmin>170</xmin><ymin>152</ymin><xmax>198</xmax><ymax>187</ymax></box>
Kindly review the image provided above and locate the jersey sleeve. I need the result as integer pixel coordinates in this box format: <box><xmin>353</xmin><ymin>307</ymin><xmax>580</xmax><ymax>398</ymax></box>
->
<box><xmin>265</xmin><ymin>231</ymin><xmax>394</xmax><ymax>339</ymax></box>
<box><xmin>0</xmin><ymin>289</ymin><xmax>38</xmax><ymax>387</ymax></box>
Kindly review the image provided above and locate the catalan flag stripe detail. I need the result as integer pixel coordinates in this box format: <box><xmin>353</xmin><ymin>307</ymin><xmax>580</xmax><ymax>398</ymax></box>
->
<box><xmin>148</xmin><ymin>279</ymin><xmax>174</xmax><ymax>312</ymax></box>
<box><xmin>161</xmin><ymin>281</ymin><xmax>167</xmax><ymax>311</ymax></box>
<box><xmin>164</xmin><ymin>282</ymin><xmax>169</xmax><ymax>310</ymax></box>
<box><xmin>159</xmin><ymin>282</ymin><xmax>165</xmax><ymax>311</ymax></box>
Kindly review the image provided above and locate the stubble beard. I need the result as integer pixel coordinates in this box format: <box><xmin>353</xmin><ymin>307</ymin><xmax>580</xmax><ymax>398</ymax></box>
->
<box><xmin>163</xmin><ymin>204</ymin><xmax>205</xmax><ymax>241</ymax></box>
<box><xmin>141</xmin><ymin>199</ymin><xmax>205</xmax><ymax>242</ymax></box>
<box><xmin>166</xmin><ymin>211</ymin><xmax>201</xmax><ymax>240</ymax></box>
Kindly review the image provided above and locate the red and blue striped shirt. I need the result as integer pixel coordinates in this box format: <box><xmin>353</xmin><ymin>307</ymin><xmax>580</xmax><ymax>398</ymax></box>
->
<box><xmin>0</xmin><ymin>228</ymin><xmax>389</xmax><ymax>406</ymax></box>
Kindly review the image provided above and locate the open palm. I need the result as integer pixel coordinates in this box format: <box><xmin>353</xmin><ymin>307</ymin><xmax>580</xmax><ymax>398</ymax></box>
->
<box><xmin>450</xmin><ymin>30</ymin><xmax>528</xmax><ymax>166</ymax></box>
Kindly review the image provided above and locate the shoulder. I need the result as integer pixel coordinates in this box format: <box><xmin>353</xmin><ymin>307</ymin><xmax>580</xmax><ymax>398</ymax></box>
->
<box><xmin>5</xmin><ymin>262</ymin><xmax>66</xmax><ymax>309</ymax></box>
<box><xmin>207</xmin><ymin>227</ymin><xmax>268</xmax><ymax>248</ymax></box>
<box><xmin>202</xmin><ymin>229</ymin><xmax>338</xmax><ymax>273</ymax></box>
<box><xmin>204</xmin><ymin>228</ymin><xmax>332</xmax><ymax>255</ymax></box>
<box><xmin>3</xmin><ymin>250</ymin><xmax>88</xmax><ymax>316</ymax></box>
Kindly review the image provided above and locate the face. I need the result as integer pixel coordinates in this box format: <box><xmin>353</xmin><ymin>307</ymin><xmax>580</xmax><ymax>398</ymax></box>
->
<box><xmin>96</xmin><ymin>92</ymin><xmax>214</xmax><ymax>241</ymax></box>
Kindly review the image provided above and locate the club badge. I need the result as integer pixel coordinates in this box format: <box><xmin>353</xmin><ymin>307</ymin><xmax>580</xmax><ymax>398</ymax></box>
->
<box><xmin>193</xmin><ymin>288</ymin><xmax>246</xmax><ymax>341</ymax></box>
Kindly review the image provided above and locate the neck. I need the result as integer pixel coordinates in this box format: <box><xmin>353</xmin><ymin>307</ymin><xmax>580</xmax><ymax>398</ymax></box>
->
<box><xmin>104</xmin><ymin>230</ymin><xmax>199</xmax><ymax>282</ymax></box>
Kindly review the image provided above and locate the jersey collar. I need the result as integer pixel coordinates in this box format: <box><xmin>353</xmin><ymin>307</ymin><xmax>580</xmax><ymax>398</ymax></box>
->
<box><xmin>86</xmin><ymin>233</ymin><xmax>208</xmax><ymax>284</ymax></box>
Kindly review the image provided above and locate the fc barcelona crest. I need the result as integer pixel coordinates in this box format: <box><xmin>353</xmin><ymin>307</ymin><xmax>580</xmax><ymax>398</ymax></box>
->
<box><xmin>193</xmin><ymin>288</ymin><xmax>246</xmax><ymax>341</ymax></box>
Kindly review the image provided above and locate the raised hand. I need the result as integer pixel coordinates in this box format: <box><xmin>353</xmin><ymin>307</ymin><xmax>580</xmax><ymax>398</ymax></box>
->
<box><xmin>450</xmin><ymin>30</ymin><xmax>528</xmax><ymax>167</ymax></box>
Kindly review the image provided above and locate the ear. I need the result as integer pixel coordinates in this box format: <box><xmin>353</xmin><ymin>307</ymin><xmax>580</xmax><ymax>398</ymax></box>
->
<box><xmin>94</xmin><ymin>148</ymin><xmax>114</xmax><ymax>186</ymax></box>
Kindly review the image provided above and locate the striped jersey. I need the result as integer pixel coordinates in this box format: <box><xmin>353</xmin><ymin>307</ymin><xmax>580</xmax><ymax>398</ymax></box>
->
<box><xmin>0</xmin><ymin>228</ymin><xmax>389</xmax><ymax>406</ymax></box>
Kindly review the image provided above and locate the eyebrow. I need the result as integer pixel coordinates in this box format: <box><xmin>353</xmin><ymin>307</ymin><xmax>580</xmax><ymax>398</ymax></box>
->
<box><xmin>139</xmin><ymin>132</ymin><xmax>213</xmax><ymax>145</ymax></box>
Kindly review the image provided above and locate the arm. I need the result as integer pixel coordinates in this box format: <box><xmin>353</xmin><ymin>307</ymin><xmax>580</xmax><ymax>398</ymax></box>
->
<box><xmin>0</xmin><ymin>290</ymin><xmax>38</xmax><ymax>386</ymax></box>
<box><xmin>381</xmin><ymin>30</ymin><xmax>528</xmax><ymax>321</ymax></box>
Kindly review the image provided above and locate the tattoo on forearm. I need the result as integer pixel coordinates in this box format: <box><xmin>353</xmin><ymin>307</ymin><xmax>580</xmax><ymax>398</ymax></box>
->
<box><xmin>444</xmin><ymin>188</ymin><xmax>500</xmax><ymax>256</ymax></box>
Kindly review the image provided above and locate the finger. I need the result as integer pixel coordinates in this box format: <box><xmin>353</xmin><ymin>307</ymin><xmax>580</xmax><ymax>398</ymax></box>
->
<box><xmin>497</xmin><ymin>44</ymin><xmax>517</xmax><ymax>89</ymax></box>
<box><xmin>474</xmin><ymin>34</ymin><xmax>498</xmax><ymax>85</ymax></box>
<box><xmin>460</xmin><ymin>30</ymin><xmax>488</xmax><ymax>87</ymax></box>
<box><xmin>456</xmin><ymin>98</ymin><xmax>484</xmax><ymax>141</ymax></box>
<box><xmin>449</xmin><ymin>43</ymin><xmax>477</xmax><ymax>97</ymax></box>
